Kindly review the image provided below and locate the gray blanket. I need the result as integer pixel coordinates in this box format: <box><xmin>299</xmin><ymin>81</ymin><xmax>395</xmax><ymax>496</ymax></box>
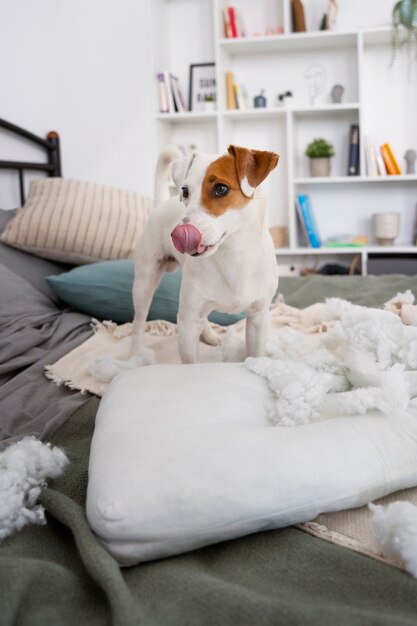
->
<box><xmin>0</xmin><ymin>224</ymin><xmax>92</xmax><ymax>448</ymax></box>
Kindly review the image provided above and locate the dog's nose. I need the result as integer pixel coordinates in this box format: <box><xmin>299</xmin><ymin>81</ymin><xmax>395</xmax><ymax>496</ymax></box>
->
<box><xmin>171</xmin><ymin>224</ymin><xmax>203</xmax><ymax>255</ymax></box>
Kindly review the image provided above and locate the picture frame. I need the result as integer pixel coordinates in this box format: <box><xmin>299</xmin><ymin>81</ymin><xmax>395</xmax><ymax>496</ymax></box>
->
<box><xmin>189</xmin><ymin>63</ymin><xmax>216</xmax><ymax>112</ymax></box>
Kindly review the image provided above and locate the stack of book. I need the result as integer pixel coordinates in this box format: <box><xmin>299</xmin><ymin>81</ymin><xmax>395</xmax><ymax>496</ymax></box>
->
<box><xmin>365</xmin><ymin>141</ymin><xmax>402</xmax><ymax>177</ymax></box>
<box><xmin>225</xmin><ymin>71</ymin><xmax>250</xmax><ymax>110</ymax></box>
<box><xmin>156</xmin><ymin>71</ymin><xmax>187</xmax><ymax>113</ymax></box>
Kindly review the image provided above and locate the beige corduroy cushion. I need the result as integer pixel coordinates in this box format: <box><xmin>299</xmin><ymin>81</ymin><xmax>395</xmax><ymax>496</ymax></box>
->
<box><xmin>0</xmin><ymin>178</ymin><xmax>153</xmax><ymax>264</ymax></box>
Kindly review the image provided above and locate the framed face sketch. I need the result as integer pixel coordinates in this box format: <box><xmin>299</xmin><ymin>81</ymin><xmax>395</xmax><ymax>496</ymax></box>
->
<box><xmin>189</xmin><ymin>63</ymin><xmax>216</xmax><ymax>111</ymax></box>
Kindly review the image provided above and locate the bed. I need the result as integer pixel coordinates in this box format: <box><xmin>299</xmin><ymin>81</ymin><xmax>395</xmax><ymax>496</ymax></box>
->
<box><xmin>1</xmin><ymin>120</ymin><xmax>417</xmax><ymax>626</ymax></box>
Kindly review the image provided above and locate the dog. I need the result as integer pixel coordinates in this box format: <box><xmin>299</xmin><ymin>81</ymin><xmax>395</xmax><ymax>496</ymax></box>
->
<box><xmin>130</xmin><ymin>144</ymin><xmax>280</xmax><ymax>365</ymax></box>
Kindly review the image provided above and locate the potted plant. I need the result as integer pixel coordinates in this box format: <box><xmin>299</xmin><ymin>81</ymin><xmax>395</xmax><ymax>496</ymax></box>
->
<box><xmin>392</xmin><ymin>0</ymin><xmax>417</xmax><ymax>60</ymax></box>
<box><xmin>204</xmin><ymin>94</ymin><xmax>216</xmax><ymax>112</ymax></box>
<box><xmin>305</xmin><ymin>138</ymin><xmax>335</xmax><ymax>177</ymax></box>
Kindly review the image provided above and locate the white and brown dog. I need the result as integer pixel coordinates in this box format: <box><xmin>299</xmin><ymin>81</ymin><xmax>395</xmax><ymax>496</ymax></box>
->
<box><xmin>131</xmin><ymin>144</ymin><xmax>279</xmax><ymax>365</ymax></box>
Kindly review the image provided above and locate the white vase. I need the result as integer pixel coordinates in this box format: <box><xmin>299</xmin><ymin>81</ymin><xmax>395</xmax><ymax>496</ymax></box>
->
<box><xmin>372</xmin><ymin>213</ymin><xmax>401</xmax><ymax>246</ymax></box>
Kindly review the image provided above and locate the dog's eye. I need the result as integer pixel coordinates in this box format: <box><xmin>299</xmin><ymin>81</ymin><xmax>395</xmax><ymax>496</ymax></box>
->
<box><xmin>213</xmin><ymin>184</ymin><xmax>229</xmax><ymax>198</ymax></box>
<box><xmin>181</xmin><ymin>186</ymin><xmax>189</xmax><ymax>199</ymax></box>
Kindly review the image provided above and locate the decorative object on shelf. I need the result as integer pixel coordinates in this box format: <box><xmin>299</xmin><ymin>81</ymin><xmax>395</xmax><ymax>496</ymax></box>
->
<box><xmin>391</xmin><ymin>0</ymin><xmax>417</xmax><ymax>61</ymax></box>
<box><xmin>304</xmin><ymin>64</ymin><xmax>326</xmax><ymax>106</ymax></box>
<box><xmin>277</xmin><ymin>90</ymin><xmax>293</xmax><ymax>107</ymax></box>
<box><xmin>372</xmin><ymin>212</ymin><xmax>401</xmax><ymax>246</ymax></box>
<box><xmin>265</xmin><ymin>26</ymin><xmax>284</xmax><ymax>36</ymax></box>
<box><xmin>320</xmin><ymin>0</ymin><xmax>339</xmax><ymax>30</ymax></box>
<box><xmin>203</xmin><ymin>95</ymin><xmax>216</xmax><ymax>112</ymax></box>
<box><xmin>254</xmin><ymin>90</ymin><xmax>267</xmax><ymax>108</ymax></box>
<box><xmin>291</xmin><ymin>0</ymin><xmax>306</xmax><ymax>32</ymax></box>
<box><xmin>331</xmin><ymin>84</ymin><xmax>344</xmax><ymax>103</ymax></box>
<box><xmin>269</xmin><ymin>226</ymin><xmax>288</xmax><ymax>248</ymax></box>
<box><xmin>305</xmin><ymin>138</ymin><xmax>335</xmax><ymax>177</ymax></box>
<box><xmin>405</xmin><ymin>149</ymin><xmax>416</xmax><ymax>173</ymax></box>
<box><xmin>347</xmin><ymin>124</ymin><xmax>360</xmax><ymax>176</ymax></box>
<box><xmin>189</xmin><ymin>63</ymin><xmax>216</xmax><ymax>112</ymax></box>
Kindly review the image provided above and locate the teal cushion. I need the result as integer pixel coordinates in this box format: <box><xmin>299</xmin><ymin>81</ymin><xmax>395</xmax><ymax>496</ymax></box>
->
<box><xmin>47</xmin><ymin>260</ymin><xmax>245</xmax><ymax>326</ymax></box>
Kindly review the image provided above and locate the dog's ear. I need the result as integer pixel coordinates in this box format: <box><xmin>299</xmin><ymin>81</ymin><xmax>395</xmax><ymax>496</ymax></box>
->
<box><xmin>228</xmin><ymin>145</ymin><xmax>279</xmax><ymax>197</ymax></box>
<box><xmin>170</xmin><ymin>156</ymin><xmax>193</xmax><ymax>190</ymax></box>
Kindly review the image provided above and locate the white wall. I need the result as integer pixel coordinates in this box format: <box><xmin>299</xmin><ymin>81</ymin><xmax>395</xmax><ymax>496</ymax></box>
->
<box><xmin>0</xmin><ymin>0</ymin><xmax>155</xmax><ymax>209</ymax></box>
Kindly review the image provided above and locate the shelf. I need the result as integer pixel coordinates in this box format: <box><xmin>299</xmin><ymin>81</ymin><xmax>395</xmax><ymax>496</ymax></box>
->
<box><xmin>219</xmin><ymin>27</ymin><xmax>393</xmax><ymax>56</ymax></box>
<box><xmin>219</xmin><ymin>30</ymin><xmax>358</xmax><ymax>55</ymax></box>
<box><xmin>155</xmin><ymin>112</ymin><xmax>217</xmax><ymax>123</ymax></box>
<box><xmin>362</xmin><ymin>26</ymin><xmax>392</xmax><ymax>46</ymax></box>
<box><xmin>291</xmin><ymin>103</ymin><xmax>360</xmax><ymax>116</ymax></box>
<box><xmin>275</xmin><ymin>247</ymin><xmax>361</xmax><ymax>255</ymax></box>
<box><xmin>222</xmin><ymin>109</ymin><xmax>286</xmax><ymax>120</ymax></box>
<box><xmin>156</xmin><ymin>104</ymin><xmax>361</xmax><ymax>122</ymax></box>
<box><xmin>294</xmin><ymin>175</ymin><xmax>417</xmax><ymax>185</ymax></box>
<box><xmin>275</xmin><ymin>246</ymin><xmax>417</xmax><ymax>256</ymax></box>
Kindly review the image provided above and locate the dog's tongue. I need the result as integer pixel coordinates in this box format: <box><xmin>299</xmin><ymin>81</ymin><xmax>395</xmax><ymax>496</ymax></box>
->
<box><xmin>171</xmin><ymin>224</ymin><xmax>203</xmax><ymax>255</ymax></box>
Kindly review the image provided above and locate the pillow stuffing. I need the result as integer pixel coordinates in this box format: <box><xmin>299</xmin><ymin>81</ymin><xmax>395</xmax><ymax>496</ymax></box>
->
<box><xmin>0</xmin><ymin>178</ymin><xmax>153</xmax><ymax>264</ymax></box>
<box><xmin>47</xmin><ymin>261</ymin><xmax>246</xmax><ymax>326</ymax></box>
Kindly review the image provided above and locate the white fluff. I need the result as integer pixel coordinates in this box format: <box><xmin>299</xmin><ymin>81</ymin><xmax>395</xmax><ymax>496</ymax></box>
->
<box><xmin>0</xmin><ymin>437</ymin><xmax>68</xmax><ymax>541</ymax></box>
<box><xmin>370</xmin><ymin>501</ymin><xmax>417</xmax><ymax>578</ymax></box>
<box><xmin>245</xmin><ymin>357</ymin><xmax>347</xmax><ymax>426</ymax></box>
<box><xmin>242</xmin><ymin>296</ymin><xmax>417</xmax><ymax>426</ymax></box>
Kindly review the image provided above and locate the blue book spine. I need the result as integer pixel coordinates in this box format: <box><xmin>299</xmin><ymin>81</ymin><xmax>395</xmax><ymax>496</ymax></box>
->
<box><xmin>348</xmin><ymin>123</ymin><xmax>360</xmax><ymax>176</ymax></box>
<box><xmin>297</xmin><ymin>194</ymin><xmax>321</xmax><ymax>248</ymax></box>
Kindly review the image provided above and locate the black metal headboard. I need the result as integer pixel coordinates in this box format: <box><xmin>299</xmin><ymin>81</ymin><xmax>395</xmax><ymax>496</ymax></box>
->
<box><xmin>0</xmin><ymin>118</ymin><xmax>62</xmax><ymax>205</ymax></box>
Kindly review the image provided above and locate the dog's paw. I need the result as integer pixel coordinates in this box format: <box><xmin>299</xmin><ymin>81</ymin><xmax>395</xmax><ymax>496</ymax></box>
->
<box><xmin>200</xmin><ymin>325</ymin><xmax>222</xmax><ymax>347</ymax></box>
<box><xmin>90</xmin><ymin>353</ymin><xmax>155</xmax><ymax>383</ymax></box>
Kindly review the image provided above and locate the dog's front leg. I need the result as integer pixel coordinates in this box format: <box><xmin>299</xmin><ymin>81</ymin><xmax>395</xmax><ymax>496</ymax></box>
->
<box><xmin>130</xmin><ymin>262</ymin><xmax>165</xmax><ymax>362</ymax></box>
<box><xmin>177</xmin><ymin>305</ymin><xmax>206</xmax><ymax>364</ymax></box>
<box><xmin>245</xmin><ymin>306</ymin><xmax>270</xmax><ymax>358</ymax></box>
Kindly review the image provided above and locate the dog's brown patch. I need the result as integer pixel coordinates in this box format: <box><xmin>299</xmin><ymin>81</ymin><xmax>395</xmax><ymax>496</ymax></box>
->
<box><xmin>200</xmin><ymin>154</ymin><xmax>250</xmax><ymax>216</ymax></box>
<box><xmin>200</xmin><ymin>146</ymin><xmax>280</xmax><ymax>216</ymax></box>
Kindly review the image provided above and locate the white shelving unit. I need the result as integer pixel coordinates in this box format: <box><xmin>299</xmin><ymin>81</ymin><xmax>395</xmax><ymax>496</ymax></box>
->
<box><xmin>150</xmin><ymin>0</ymin><xmax>417</xmax><ymax>275</ymax></box>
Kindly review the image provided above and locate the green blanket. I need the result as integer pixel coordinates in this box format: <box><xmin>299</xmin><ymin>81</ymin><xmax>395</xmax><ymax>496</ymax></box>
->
<box><xmin>2</xmin><ymin>276</ymin><xmax>417</xmax><ymax>626</ymax></box>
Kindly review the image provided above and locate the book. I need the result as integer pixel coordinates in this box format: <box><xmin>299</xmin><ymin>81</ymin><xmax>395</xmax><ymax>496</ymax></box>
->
<box><xmin>225</xmin><ymin>71</ymin><xmax>236</xmax><ymax>109</ymax></box>
<box><xmin>296</xmin><ymin>194</ymin><xmax>321</xmax><ymax>248</ymax></box>
<box><xmin>347</xmin><ymin>124</ymin><xmax>360</xmax><ymax>176</ymax></box>
<box><xmin>162</xmin><ymin>70</ymin><xmax>175</xmax><ymax>113</ymax></box>
<box><xmin>380</xmin><ymin>143</ymin><xmax>401</xmax><ymax>175</ymax></box>
<box><xmin>170</xmin><ymin>75</ymin><xmax>186</xmax><ymax>112</ymax></box>
<box><xmin>222</xmin><ymin>8</ymin><xmax>233</xmax><ymax>38</ymax></box>
<box><xmin>233</xmin><ymin>83</ymin><xmax>249</xmax><ymax>109</ymax></box>
<box><xmin>227</xmin><ymin>7</ymin><xmax>238</xmax><ymax>37</ymax></box>
<box><xmin>375</xmin><ymin>148</ymin><xmax>387</xmax><ymax>176</ymax></box>
<box><xmin>365</xmin><ymin>143</ymin><xmax>378</xmax><ymax>177</ymax></box>
<box><xmin>156</xmin><ymin>72</ymin><xmax>169</xmax><ymax>113</ymax></box>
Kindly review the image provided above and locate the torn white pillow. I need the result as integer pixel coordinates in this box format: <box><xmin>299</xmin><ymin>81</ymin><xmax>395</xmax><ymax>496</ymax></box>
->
<box><xmin>86</xmin><ymin>363</ymin><xmax>417</xmax><ymax>566</ymax></box>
